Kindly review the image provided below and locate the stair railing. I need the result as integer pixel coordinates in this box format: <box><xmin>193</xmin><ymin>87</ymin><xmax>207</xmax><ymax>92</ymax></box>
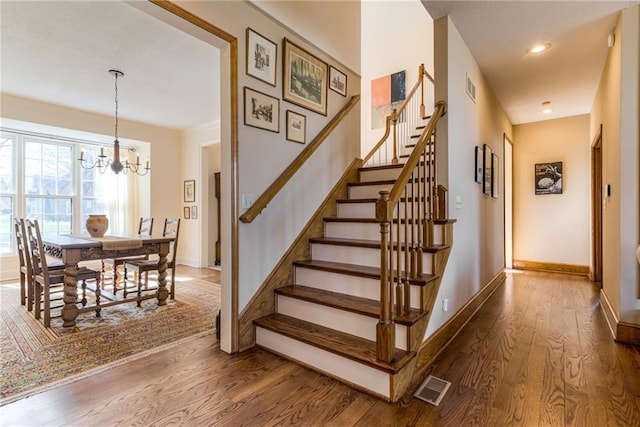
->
<box><xmin>375</xmin><ymin>100</ymin><xmax>447</xmax><ymax>363</ymax></box>
<box><xmin>363</xmin><ymin>64</ymin><xmax>434</xmax><ymax>167</ymax></box>
<box><xmin>240</xmin><ymin>95</ymin><xmax>360</xmax><ymax>224</ymax></box>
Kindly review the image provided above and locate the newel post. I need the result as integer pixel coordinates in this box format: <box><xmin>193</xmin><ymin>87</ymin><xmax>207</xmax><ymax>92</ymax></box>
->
<box><xmin>376</xmin><ymin>190</ymin><xmax>395</xmax><ymax>362</ymax></box>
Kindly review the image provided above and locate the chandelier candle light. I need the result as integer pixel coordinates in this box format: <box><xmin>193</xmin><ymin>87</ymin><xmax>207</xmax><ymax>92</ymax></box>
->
<box><xmin>78</xmin><ymin>69</ymin><xmax>150</xmax><ymax>176</ymax></box>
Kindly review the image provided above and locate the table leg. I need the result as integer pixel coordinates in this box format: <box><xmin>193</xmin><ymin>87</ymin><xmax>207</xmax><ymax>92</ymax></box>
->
<box><xmin>61</xmin><ymin>263</ymin><xmax>79</xmax><ymax>327</ymax></box>
<box><xmin>156</xmin><ymin>253</ymin><xmax>169</xmax><ymax>306</ymax></box>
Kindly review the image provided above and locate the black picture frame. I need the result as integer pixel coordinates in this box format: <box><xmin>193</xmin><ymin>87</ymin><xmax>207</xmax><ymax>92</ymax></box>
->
<box><xmin>244</xmin><ymin>86</ymin><xmax>280</xmax><ymax>133</ymax></box>
<box><xmin>483</xmin><ymin>144</ymin><xmax>492</xmax><ymax>195</ymax></box>
<box><xmin>329</xmin><ymin>66</ymin><xmax>347</xmax><ymax>96</ymax></box>
<box><xmin>474</xmin><ymin>146</ymin><xmax>483</xmax><ymax>183</ymax></box>
<box><xmin>184</xmin><ymin>180</ymin><xmax>195</xmax><ymax>203</ymax></box>
<box><xmin>491</xmin><ymin>153</ymin><xmax>499</xmax><ymax>198</ymax></box>
<box><xmin>535</xmin><ymin>161</ymin><xmax>563</xmax><ymax>195</ymax></box>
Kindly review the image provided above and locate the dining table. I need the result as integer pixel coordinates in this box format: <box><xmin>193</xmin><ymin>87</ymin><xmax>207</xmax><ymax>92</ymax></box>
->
<box><xmin>41</xmin><ymin>233</ymin><xmax>175</xmax><ymax>328</ymax></box>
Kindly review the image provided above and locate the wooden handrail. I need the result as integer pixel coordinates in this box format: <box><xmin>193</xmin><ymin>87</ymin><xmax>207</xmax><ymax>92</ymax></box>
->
<box><xmin>376</xmin><ymin>100</ymin><xmax>447</xmax><ymax>217</ymax></box>
<box><xmin>240</xmin><ymin>95</ymin><xmax>360</xmax><ymax>224</ymax></box>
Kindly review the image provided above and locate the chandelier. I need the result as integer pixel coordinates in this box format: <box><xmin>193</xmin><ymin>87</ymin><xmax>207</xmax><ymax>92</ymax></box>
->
<box><xmin>78</xmin><ymin>69</ymin><xmax>150</xmax><ymax>176</ymax></box>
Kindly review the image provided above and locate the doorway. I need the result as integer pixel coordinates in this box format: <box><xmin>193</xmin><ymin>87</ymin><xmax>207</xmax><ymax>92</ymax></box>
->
<box><xmin>591</xmin><ymin>126</ymin><xmax>603</xmax><ymax>284</ymax></box>
<box><xmin>504</xmin><ymin>134</ymin><xmax>513</xmax><ymax>269</ymax></box>
<box><xmin>133</xmin><ymin>1</ymin><xmax>238</xmax><ymax>353</ymax></box>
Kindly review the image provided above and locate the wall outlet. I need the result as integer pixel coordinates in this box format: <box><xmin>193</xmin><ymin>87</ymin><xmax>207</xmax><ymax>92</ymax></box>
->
<box><xmin>442</xmin><ymin>298</ymin><xmax>449</xmax><ymax>312</ymax></box>
<box><xmin>241</xmin><ymin>194</ymin><xmax>255</xmax><ymax>209</ymax></box>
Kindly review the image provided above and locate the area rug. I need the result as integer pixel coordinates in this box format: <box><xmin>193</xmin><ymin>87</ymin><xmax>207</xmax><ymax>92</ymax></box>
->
<box><xmin>0</xmin><ymin>275</ymin><xmax>220</xmax><ymax>405</ymax></box>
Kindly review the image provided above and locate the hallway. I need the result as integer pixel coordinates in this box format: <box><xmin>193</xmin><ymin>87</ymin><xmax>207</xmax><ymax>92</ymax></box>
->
<box><xmin>1</xmin><ymin>270</ymin><xmax>639</xmax><ymax>426</ymax></box>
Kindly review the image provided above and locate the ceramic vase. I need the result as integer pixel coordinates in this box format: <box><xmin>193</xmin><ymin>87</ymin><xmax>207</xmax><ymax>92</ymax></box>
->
<box><xmin>86</xmin><ymin>214</ymin><xmax>109</xmax><ymax>238</ymax></box>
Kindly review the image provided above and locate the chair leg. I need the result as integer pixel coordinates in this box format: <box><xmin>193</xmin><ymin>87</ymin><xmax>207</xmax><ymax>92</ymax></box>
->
<box><xmin>137</xmin><ymin>270</ymin><xmax>144</xmax><ymax>308</ymax></box>
<box><xmin>34</xmin><ymin>282</ymin><xmax>42</xmax><ymax>320</ymax></box>
<box><xmin>95</xmin><ymin>275</ymin><xmax>102</xmax><ymax>318</ymax></box>
<box><xmin>19</xmin><ymin>271</ymin><xmax>26</xmax><ymax>306</ymax></box>
<box><xmin>170</xmin><ymin>268</ymin><xmax>176</xmax><ymax>300</ymax></box>
<box><xmin>43</xmin><ymin>282</ymin><xmax>51</xmax><ymax>328</ymax></box>
<box><xmin>27</xmin><ymin>275</ymin><xmax>34</xmax><ymax>312</ymax></box>
<box><xmin>81</xmin><ymin>280</ymin><xmax>87</xmax><ymax>306</ymax></box>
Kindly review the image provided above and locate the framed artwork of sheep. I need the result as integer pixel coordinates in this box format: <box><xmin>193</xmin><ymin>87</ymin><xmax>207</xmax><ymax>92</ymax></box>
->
<box><xmin>535</xmin><ymin>162</ymin><xmax>563</xmax><ymax>195</ymax></box>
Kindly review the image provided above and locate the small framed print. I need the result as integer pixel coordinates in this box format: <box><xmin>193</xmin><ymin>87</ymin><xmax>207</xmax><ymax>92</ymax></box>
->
<box><xmin>483</xmin><ymin>144</ymin><xmax>492</xmax><ymax>195</ymax></box>
<box><xmin>474</xmin><ymin>146</ymin><xmax>483</xmax><ymax>183</ymax></box>
<box><xmin>286</xmin><ymin>110</ymin><xmax>306</xmax><ymax>144</ymax></box>
<box><xmin>329</xmin><ymin>66</ymin><xmax>347</xmax><ymax>96</ymax></box>
<box><xmin>183</xmin><ymin>206</ymin><xmax>190</xmax><ymax>219</ymax></box>
<box><xmin>246</xmin><ymin>28</ymin><xmax>277</xmax><ymax>86</ymax></box>
<box><xmin>244</xmin><ymin>86</ymin><xmax>280</xmax><ymax>133</ymax></box>
<box><xmin>184</xmin><ymin>180</ymin><xmax>195</xmax><ymax>203</ymax></box>
<box><xmin>191</xmin><ymin>205</ymin><xmax>198</xmax><ymax>219</ymax></box>
<box><xmin>491</xmin><ymin>153</ymin><xmax>499</xmax><ymax>198</ymax></box>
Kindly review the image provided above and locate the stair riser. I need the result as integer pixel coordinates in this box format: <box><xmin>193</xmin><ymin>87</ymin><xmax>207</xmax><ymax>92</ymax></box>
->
<box><xmin>337</xmin><ymin>202</ymin><xmax>431</xmax><ymax>220</ymax></box>
<box><xmin>256</xmin><ymin>327</ymin><xmax>392</xmax><ymax>399</ymax></box>
<box><xmin>276</xmin><ymin>295</ymin><xmax>408</xmax><ymax>350</ymax></box>
<box><xmin>359</xmin><ymin>168</ymin><xmax>400</xmax><ymax>182</ymax></box>
<box><xmin>311</xmin><ymin>243</ymin><xmax>435</xmax><ymax>274</ymax></box>
<box><xmin>349</xmin><ymin>183</ymin><xmax>393</xmax><ymax>199</ymax></box>
<box><xmin>294</xmin><ymin>267</ymin><xmax>421</xmax><ymax>309</ymax></box>
<box><xmin>325</xmin><ymin>222</ymin><xmax>446</xmax><ymax>245</ymax></box>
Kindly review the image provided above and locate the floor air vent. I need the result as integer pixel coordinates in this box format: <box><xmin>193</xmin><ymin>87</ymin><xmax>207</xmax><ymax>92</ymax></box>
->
<box><xmin>414</xmin><ymin>375</ymin><xmax>451</xmax><ymax>406</ymax></box>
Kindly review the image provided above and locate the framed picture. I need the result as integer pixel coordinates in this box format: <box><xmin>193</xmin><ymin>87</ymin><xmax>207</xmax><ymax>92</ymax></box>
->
<box><xmin>283</xmin><ymin>38</ymin><xmax>328</xmax><ymax>116</ymax></box>
<box><xmin>535</xmin><ymin>161</ymin><xmax>563</xmax><ymax>195</ymax></box>
<box><xmin>329</xmin><ymin>66</ymin><xmax>347</xmax><ymax>96</ymax></box>
<box><xmin>183</xmin><ymin>206</ymin><xmax>190</xmax><ymax>219</ymax></box>
<box><xmin>474</xmin><ymin>146</ymin><xmax>483</xmax><ymax>183</ymax></box>
<box><xmin>244</xmin><ymin>86</ymin><xmax>280</xmax><ymax>133</ymax></box>
<box><xmin>184</xmin><ymin>180</ymin><xmax>195</xmax><ymax>203</ymax></box>
<box><xmin>246</xmin><ymin>28</ymin><xmax>277</xmax><ymax>86</ymax></box>
<box><xmin>483</xmin><ymin>144</ymin><xmax>492</xmax><ymax>195</ymax></box>
<box><xmin>191</xmin><ymin>206</ymin><xmax>198</xmax><ymax>219</ymax></box>
<box><xmin>285</xmin><ymin>110</ymin><xmax>306</xmax><ymax>144</ymax></box>
<box><xmin>491</xmin><ymin>153</ymin><xmax>499</xmax><ymax>198</ymax></box>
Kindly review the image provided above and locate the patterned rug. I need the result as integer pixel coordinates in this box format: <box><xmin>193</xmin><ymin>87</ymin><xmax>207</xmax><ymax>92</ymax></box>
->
<box><xmin>0</xmin><ymin>275</ymin><xmax>220</xmax><ymax>405</ymax></box>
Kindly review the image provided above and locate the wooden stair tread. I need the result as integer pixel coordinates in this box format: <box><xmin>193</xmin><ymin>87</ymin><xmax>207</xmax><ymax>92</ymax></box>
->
<box><xmin>309</xmin><ymin>236</ymin><xmax>451</xmax><ymax>253</ymax></box>
<box><xmin>293</xmin><ymin>259</ymin><xmax>439</xmax><ymax>286</ymax></box>
<box><xmin>348</xmin><ymin>179</ymin><xmax>395</xmax><ymax>187</ymax></box>
<box><xmin>254</xmin><ymin>313</ymin><xmax>414</xmax><ymax>373</ymax></box>
<box><xmin>325</xmin><ymin>217</ymin><xmax>454</xmax><ymax>226</ymax></box>
<box><xmin>358</xmin><ymin>164</ymin><xmax>403</xmax><ymax>173</ymax></box>
<box><xmin>276</xmin><ymin>284</ymin><xmax>427</xmax><ymax>326</ymax></box>
<box><xmin>336</xmin><ymin>197</ymin><xmax>429</xmax><ymax>204</ymax></box>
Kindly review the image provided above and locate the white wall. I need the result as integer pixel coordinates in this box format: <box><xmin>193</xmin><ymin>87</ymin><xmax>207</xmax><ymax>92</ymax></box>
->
<box><xmin>513</xmin><ymin>115</ymin><xmax>591</xmax><ymax>266</ymax></box>
<box><xmin>172</xmin><ymin>1</ymin><xmax>362</xmax><ymax>352</ymax></box>
<box><xmin>360</xmin><ymin>0</ymin><xmax>434</xmax><ymax>157</ymax></box>
<box><xmin>180</xmin><ymin>120</ymin><xmax>221</xmax><ymax>268</ymax></box>
<box><xmin>590</xmin><ymin>5</ymin><xmax>640</xmax><ymax>324</ymax></box>
<box><xmin>427</xmin><ymin>16</ymin><xmax>512</xmax><ymax>336</ymax></box>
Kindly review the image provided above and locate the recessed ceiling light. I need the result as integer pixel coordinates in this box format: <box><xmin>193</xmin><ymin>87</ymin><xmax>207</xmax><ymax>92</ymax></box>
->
<box><xmin>528</xmin><ymin>43</ymin><xmax>551</xmax><ymax>54</ymax></box>
<box><xmin>541</xmin><ymin>101</ymin><xmax>553</xmax><ymax>114</ymax></box>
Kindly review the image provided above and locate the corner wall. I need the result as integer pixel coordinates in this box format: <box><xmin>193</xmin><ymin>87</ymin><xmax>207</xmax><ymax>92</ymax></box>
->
<box><xmin>360</xmin><ymin>0</ymin><xmax>434</xmax><ymax>157</ymax></box>
<box><xmin>513</xmin><ymin>115</ymin><xmax>591</xmax><ymax>267</ymax></box>
<box><xmin>590</xmin><ymin>5</ymin><xmax>640</xmax><ymax>326</ymax></box>
<box><xmin>428</xmin><ymin>16</ymin><xmax>512</xmax><ymax>336</ymax></box>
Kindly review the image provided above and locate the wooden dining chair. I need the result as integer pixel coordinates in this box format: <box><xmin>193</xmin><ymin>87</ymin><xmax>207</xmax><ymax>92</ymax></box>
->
<box><xmin>123</xmin><ymin>218</ymin><xmax>180</xmax><ymax>306</ymax></box>
<box><xmin>25</xmin><ymin>219</ymin><xmax>102</xmax><ymax>327</ymax></box>
<box><xmin>102</xmin><ymin>217</ymin><xmax>154</xmax><ymax>293</ymax></box>
<box><xmin>14</xmin><ymin>218</ymin><xmax>64</xmax><ymax>311</ymax></box>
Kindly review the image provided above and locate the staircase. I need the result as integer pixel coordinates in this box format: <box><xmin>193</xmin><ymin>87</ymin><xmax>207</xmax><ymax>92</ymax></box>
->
<box><xmin>254</xmin><ymin>160</ymin><xmax>455</xmax><ymax>401</ymax></box>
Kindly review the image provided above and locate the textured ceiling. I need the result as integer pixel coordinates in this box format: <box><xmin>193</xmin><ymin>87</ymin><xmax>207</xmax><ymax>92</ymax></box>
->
<box><xmin>422</xmin><ymin>1</ymin><xmax>640</xmax><ymax>124</ymax></box>
<box><xmin>0</xmin><ymin>1</ymin><xmax>220</xmax><ymax>131</ymax></box>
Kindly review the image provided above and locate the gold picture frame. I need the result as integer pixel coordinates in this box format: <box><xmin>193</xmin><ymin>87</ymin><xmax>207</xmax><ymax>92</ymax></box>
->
<box><xmin>283</xmin><ymin>38</ymin><xmax>328</xmax><ymax>116</ymax></box>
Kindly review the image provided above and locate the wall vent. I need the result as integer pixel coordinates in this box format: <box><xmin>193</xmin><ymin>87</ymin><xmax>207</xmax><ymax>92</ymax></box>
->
<box><xmin>414</xmin><ymin>375</ymin><xmax>451</xmax><ymax>406</ymax></box>
<box><xmin>466</xmin><ymin>73</ymin><xmax>476</xmax><ymax>103</ymax></box>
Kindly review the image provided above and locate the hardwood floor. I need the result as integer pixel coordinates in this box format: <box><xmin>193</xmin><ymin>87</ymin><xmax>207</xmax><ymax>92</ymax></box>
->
<box><xmin>2</xmin><ymin>270</ymin><xmax>639</xmax><ymax>426</ymax></box>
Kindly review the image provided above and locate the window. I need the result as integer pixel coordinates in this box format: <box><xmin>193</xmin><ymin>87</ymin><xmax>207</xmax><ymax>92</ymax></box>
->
<box><xmin>0</xmin><ymin>136</ymin><xmax>14</xmax><ymax>254</ymax></box>
<box><xmin>24</xmin><ymin>139</ymin><xmax>73</xmax><ymax>235</ymax></box>
<box><xmin>1</xmin><ymin>129</ymin><xmax>139</xmax><ymax>256</ymax></box>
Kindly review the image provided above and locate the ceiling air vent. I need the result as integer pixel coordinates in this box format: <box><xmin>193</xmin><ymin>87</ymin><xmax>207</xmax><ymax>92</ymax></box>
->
<box><xmin>414</xmin><ymin>375</ymin><xmax>451</xmax><ymax>406</ymax></box>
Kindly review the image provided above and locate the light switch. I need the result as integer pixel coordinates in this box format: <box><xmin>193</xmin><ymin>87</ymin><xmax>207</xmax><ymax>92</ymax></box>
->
<box><xmin>241</xmin><ymin>194</ymin><xmax>255</xmax><ymax>209</ymax></box>
<box><xmin>455</xmin><ymin>196</ymin><xmax>463</xmax><ymax>209</ymax></box>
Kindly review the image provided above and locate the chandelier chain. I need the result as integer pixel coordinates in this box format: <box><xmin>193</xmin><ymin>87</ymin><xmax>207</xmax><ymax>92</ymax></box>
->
<box><xmin>114</xmin><ymin>72</ymin><xmax>119</xmax><ymax>141</ymax></box>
